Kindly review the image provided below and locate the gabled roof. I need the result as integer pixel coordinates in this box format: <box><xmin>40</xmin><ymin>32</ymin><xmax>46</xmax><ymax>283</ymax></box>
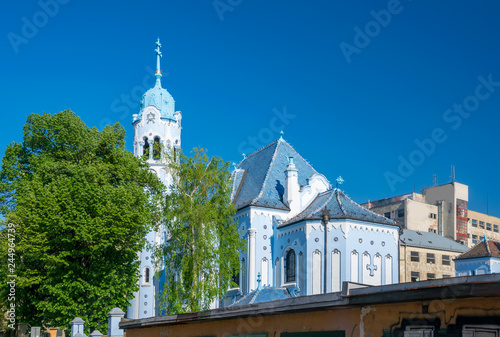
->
<box><xmin>229</xmin><ymin>286</ymin><xmax>293</xmax><ymax>306</ymax></box>
<box><xmin>400</xmin><ymin>229</ymin><xmax>469</xmax><ymax>253</ymax></box>
<box><xmin>455</xmin><ymin>240</ymin><xmax>500</xmax><ymax>260</ymax></box>
<box><xmin>231</xmin><ymin>139</ymin><xmax>318</xmax><ymax>210</ymax></box>
<box><xmin>281</xmin><ymin>188</ymin><xmax>397</xmax><ymax>227</ymax></box>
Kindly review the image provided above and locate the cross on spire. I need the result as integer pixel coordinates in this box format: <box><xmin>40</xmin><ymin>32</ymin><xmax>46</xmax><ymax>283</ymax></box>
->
<box><xmin>336</xmin><ymin>176</ymin><xmax>344</xmax><ymax>189</ymax></box>
<box><xmin>155</xmin><ymin>38</ymin><xmax>162</xmax><ymax>78</ymax></box>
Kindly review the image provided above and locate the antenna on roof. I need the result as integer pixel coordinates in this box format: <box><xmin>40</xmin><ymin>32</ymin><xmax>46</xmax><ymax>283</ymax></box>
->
<box><xmin>451</xmin><ymin>165</ymin><xmax>455</xmax><ymax>183</ymax></box>
<box><xmin>487</xmin><ymin>193</ymin><xmax>489</xmax><ymax>215</ymax></box>
<box><xmin>433</xmin><ymin>174</ymin><xmax>438</xmax><ymax>186</ymax></box>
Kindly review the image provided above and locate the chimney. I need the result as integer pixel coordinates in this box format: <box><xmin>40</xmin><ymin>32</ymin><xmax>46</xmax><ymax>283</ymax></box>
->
<box><xmin>284</xmin><ymin>157</ymin><xmax>299</xmax><ymax>213</ymax></box>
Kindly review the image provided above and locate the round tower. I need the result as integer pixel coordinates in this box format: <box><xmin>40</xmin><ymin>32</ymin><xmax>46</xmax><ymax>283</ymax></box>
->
<box><xmin>128</xmin><ymin>38</ymin><xmax>181</xmax><ymax>319</ymax></box>
<box><xmin>132</xmin><ymin>38</ymin><xmax>182</xmax><ymax>188</ymax></box>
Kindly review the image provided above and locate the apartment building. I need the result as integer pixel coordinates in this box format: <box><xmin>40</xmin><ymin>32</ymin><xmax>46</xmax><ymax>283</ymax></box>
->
<box><xmin>400</xmin><ymin>229</ymin><xmax>468</xmax><ymax>283</ymax></box>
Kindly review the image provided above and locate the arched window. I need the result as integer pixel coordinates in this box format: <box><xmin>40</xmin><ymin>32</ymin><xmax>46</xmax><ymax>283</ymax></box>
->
<box><xmin>143</xmin><ymin>138</ymin><xmax>150</xmax><ymax>159</ymax></box>
<box><xmin>285</xmin><ymin>249</ymin><xmax>296</xmax><ymax>283</ymax></box>
<box><xmin>143</xmin><ymin>267</ymin><xmax>151</xmax><ymax>285</ymax></box>
<box><xmin>153</xmin><ymin>136</ymin><xmax>162</xmax><ymax>160</ymax></box>
<box><xmin>232</xmin><ymin>271</ymin><xmax>240</xmax><ymax>288</ymax></box>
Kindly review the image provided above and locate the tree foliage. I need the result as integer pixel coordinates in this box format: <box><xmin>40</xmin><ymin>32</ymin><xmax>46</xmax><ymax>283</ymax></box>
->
<box><xmin>0</xmin><ymin>110</ymin><xmax>163</xmax><ymax>334</ymax></box>
<box><xmin>158</xmin><ymin>148</ymin><xmax>244</xmax><ymax>314</ymax></box>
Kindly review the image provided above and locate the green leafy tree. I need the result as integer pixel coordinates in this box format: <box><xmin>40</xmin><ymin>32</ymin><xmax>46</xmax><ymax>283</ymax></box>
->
<box><xmin>0</xmin><ymin>110</ymin><xmax>163</xmax><ymax>334</ymax></box>
<box><xmin>158</xmin><ymin>148</ymin><xmax>244</xmax><ymax>314</ymax></box>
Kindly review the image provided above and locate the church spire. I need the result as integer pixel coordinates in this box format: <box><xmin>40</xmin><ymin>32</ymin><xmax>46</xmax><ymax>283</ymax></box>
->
<box><xmin>154</xmin><ymin>38</ymin><xmax>162</xmax><ymax>85</ymax></box>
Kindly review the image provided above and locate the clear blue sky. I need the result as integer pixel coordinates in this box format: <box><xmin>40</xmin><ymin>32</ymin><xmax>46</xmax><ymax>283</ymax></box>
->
<box><xmin>2</xmin><ymin>1</ymin><xmax>500</xmax><ymax>216</ymax></box>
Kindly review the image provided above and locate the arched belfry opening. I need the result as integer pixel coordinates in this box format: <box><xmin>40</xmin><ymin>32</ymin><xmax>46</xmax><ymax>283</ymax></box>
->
<box><xmin>153</xmin><ymin>136</ymin><xmax>162</xmax><ymax>160</ymax></box>
<box><xmin>143</xmin><ymin>137</ymin><xmax>150</xmax><ymax>159</ymax></box>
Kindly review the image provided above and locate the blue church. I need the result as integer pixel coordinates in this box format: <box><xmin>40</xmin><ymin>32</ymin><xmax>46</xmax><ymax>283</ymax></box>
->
<box><xmin>127</xmin><ymin>40</ymin><xmax>400</xmax><ymax>318</ymax></box>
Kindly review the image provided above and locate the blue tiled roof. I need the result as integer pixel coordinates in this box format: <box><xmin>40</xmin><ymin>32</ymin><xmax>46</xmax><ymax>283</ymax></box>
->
<box><xmin>229</xmin><ymin>286</ymin><xmax>292</xmax><ymax>306</ymax></box>
<box><xmin>401</xmin><ymin>229</ymin><xmax>469</xmax><ymax>253</ymax></box>
<box><xmin>232</xmin><ymin>139</ymin><xmax>318</xmax><ymax>210</ymax></box>
<box><xmin>281</xmin><ymin>189</ymin><xmax>398</xmax><ymax>227</ymax></box>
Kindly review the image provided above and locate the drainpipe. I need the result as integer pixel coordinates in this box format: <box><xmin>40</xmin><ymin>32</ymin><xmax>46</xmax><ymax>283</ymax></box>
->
<box><xmin>321</xmin><ymin>207</ymin><xmax>331</xmax><ymax>294</ymax></box>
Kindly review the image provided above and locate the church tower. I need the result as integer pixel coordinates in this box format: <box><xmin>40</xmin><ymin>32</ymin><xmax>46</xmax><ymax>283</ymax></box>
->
<box><xmin>127</xmin><ymin>39</ymin><xmax>182</xmax><ymax>319</ymax></box>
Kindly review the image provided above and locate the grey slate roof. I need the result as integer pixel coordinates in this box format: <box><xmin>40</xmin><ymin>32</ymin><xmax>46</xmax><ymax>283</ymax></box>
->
<box><xmin>400</xmin><ymin>229</ymin><xmax>469</xmax><ymax>253</ymax></box>
<box><xmin>281</xmin><ymin>188</ymin><xmax>397</xmax><ymax>227</ymax></box>
<box><xmin>231</xmin><ymin>139</ymin><xmax>318</xmax><ymax>210</ymax></box>
<box><xmin>229</xmin><ymin>286</ymin><xmax>293</xmax><ymax>306</ymax></box>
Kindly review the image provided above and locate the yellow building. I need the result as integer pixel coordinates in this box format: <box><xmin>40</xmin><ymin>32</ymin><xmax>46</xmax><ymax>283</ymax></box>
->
<box><xmin>468</xmin><ymin>210</ymin><xmax>500</xmax><ymax>246</ymax></box>
<box><xmin>120</xmin><ymin>274</ymin><xmax>500</xmax><ymax>337</ymax></box>
<box><xmin>400</xmin><ymin>229</ymin><xmax>468</xmax><ymax>282</ymax></box>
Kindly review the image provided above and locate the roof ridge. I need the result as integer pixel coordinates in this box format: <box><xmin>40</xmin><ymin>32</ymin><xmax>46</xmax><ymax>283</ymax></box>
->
<box><xmin>252</xmin><ymin>141</ymin><xmax>281</xmax><ymax>204</ymax></box>
<box><xmin>340</xmin><ymin>189</ymin><xmax>397</xmax><ymax>225</ymax></box>
<box><xmin>307</xmin><ymin>189</ymin><xmax>336</xmax><ymax>219</ymax></box>
<box><xmin>335</xmin><ymin>189</ymin><xmax>347</xmax><ymax>216</ymax></box>
<box><xmin>237</xmin><ymin>140</ymin><xmax>279</xmax><ymax>168</ymax></box>
<box><xmin>486</xmin><ymin>240</ymin><xmax>492</xmax><ymax>256</ymax></box>
<box><xmin>281</xmin><ymin>139</ymin><xmax>318</xmax><ymax>175</ymax></box>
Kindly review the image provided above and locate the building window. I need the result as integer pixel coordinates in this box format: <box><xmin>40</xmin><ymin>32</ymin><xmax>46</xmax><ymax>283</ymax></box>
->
<box><xmin>427</xmin><ymin>273</ymin><xmax>435</xmax><ymax>280</ymax></box>
<box><xmin>442</xmin><ymin>255</ymin><xmax>450</xmax><ymax>266</ymax></box>
<box><xmin>487</xmin><ymin>223</ymin><xmax>492</xmax><ymax>231</ymax></box>
<box><xmin>143</xmin><ymin>267</ymin><xmax>150</xmax><ymax>285</ymax></box>
<box><xmin>427</xmin><ymin>253</ymin><xmax>435</xmax><ymax>264</ymax></box>
<box><xmin>232</xmin><ymin>271</ymin><xmax>240</xmax><ymax>288</ymax></box>
<box><xmin>410</xmin><ymin>251</ymin><xmax>419</xmax><ymax>262</ymax></box>
<box><xmin>472</xmin><ymin>234</ymin><xmax>478</xmax><ymax>244</ymax></box>
<box><xmin>398</xmin><ymin>209</ymin><xmax>404</xmax><ymax>218</ymax></box>
<box><xmin>429</xmin><ymin>213</ymin><xmax>437</xmax><ymax>219</ymax></box>
<box><xmin>472</xmin><ymin>219</ymin><xmax>478</xmax><ymax>227</ymax></box>
<box><xmin>480</xmin><ymin>221</ymin><xmax>485</xmax><ymax>229</ymax></box>
<box><xmin>384</xmin><ymin>212</ymin><xmax>391</xmax><ymax>219</ymax></box>
<box><xmin>442</xmin><ymin>274</ymin><xmax>451</xmax><ymax>278</ymax></box>
<box><xmin>495</xmin><ymin>224</ymin><xmax>499</xmax><ymax>233</ymax></box>
<box><xmin>411</xmin><ymin>271</ymin><xmax>420</xmax><ymax>282</ymax></box>
<box><xmin>285</xmin><ymin>249</ymin><xmax>296</xmax><ymax>283</ymax></box>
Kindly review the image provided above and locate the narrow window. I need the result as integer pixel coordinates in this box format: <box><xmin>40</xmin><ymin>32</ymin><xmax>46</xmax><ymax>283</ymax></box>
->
<box><xmin>494</xmin><ymin>224</ymin><xmax>499</xmax><ymax>233</ymax></box>
<box><xmin>384</xmin><ymin>212</ymin><xmax>391</xmax><ymax>219</ymax></box>
<box><xmin>427</xmin><ymin>273</ymin><xmax>435</xmax><ymax>280</ymax></box>
<box><xmin>472</xmin><ymin>234</ymin><xmax>478</xmax><ymax>244</ymax></box>
<box><xmin>144</xmin><ymin>267</ymin><xmax>150</xmax><ymax>285</ymax></box>
<box><xmin>427</xmin><ymin>253</ymin><xmax>435</xmax><ymax>264</ymax></box>
<box><xmin>285</xmin><ymin>249</ymin><xmax>296</xmax><ymax>283</ymax></box>
<box><xmin>472</xmin><ymin>219</ymin><xmax>478</xmax><ymax>227</ymax></box>
<box><xmin>480</xmin><ymin>221</ymin><xmax>485</xmax><ymax>229</ymax></box>
<box><xmin>487</xmin><ymin>223</ymin><xmax>492</xmax><ymax>231</ymax></box>
<box><xmin>411</xmin><ymin>271</ymin><xmax>420</xmax><ymax>282</ymax></box>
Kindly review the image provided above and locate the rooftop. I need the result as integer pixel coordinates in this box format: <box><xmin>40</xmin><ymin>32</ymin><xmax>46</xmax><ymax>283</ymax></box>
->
<box><xmin>455</xmin><ymin>239</ymin><xmax>500</xmax><ymax>260</ymax></box>
<box><xmin>231</xmin><ymin>139</ymin><xmax>318</xmax><ymax>211</ymax></box>
<box><xmin>400</xmin><ymin>229</ymin><xmax>469</xmax><ymax>253</ymax></box>
<box><xmin>281</xmin><ymin>188</ymin><xmax>397</xmax><ymax>227</ymax></box>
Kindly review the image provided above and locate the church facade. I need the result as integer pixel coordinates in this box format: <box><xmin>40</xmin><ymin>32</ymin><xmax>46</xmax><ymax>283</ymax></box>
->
<box><xmin>225</xmin><ymin>139</ymin><xmax>400</xmax><ymax>305</ymax></box>
<box><xmin>127</xmin><ymin>40</ymin><xmax>400</xmax><ymax>318</ymax></box>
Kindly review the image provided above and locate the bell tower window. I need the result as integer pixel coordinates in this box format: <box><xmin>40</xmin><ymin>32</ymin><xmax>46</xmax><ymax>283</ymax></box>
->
<box><xmin>142</xmin><ymin>138</ymin><xmax>150</xmax><ymax>160</ymax></box>
<box><xmin>153</xmin><ymin>136</ymin><xmax>162</xmax><ymax>160</ymax></box>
